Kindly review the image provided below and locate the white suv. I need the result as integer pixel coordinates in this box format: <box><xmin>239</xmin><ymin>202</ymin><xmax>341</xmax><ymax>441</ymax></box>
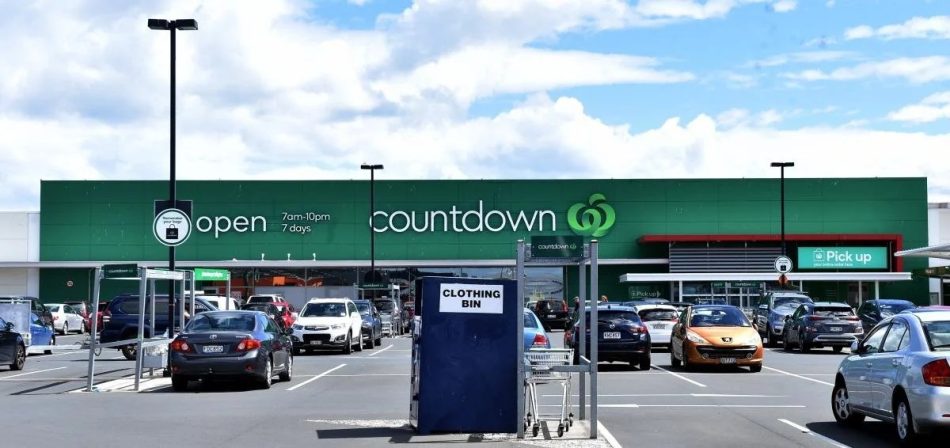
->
<box><xmin>291</xmin><ymin>298</ymin><xmax>363</xmax><ymax>355</ymax></box>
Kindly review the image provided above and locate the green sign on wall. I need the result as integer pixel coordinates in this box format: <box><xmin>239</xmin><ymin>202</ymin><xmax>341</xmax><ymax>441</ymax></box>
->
<box><xmin>798</xmin><ymin>247</ymin><xmax>889</xmax><ymax>270</ymax></box>
<box><xmin>102</xmin><ymin>263</ymin><xmax>139</xmax><ymax>279</ymax></box>
<box><xmin>194</xmin><ymin>268</ymin><xmax>230</xmax><ymax>281</ymax></box>
<box><xmin>628</xmin><ymin>284</ymin><xmax>665</xmax><ymax>299</ymax></box>
<box><xmin>531</xmin><ymin>235</ymin><xmax>584</xmax><ymax>259</ymax></box>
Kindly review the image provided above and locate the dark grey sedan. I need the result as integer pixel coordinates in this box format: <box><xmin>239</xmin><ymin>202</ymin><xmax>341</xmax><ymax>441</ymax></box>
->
<box><xmin>169</xmin><ymin>311</ymin><xmax>293</xmax><ymax>391</ymax></box>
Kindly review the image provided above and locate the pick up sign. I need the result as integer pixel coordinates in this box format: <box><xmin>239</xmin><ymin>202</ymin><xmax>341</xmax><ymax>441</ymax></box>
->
<box><xmin>798</xmin><ymin>247</ymin><xmax>888</xmax><ymax>270</ymax></box>
<box><xmin>439</xmin><ymin>283</ymin><xmax>504</xmax><ymax>314</ymax></box>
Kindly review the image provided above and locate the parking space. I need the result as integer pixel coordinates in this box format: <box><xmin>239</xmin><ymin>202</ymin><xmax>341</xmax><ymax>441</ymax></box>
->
<box><xmin>1</xmin><ymin>330</ymin><xmax>922</xmax><ymax>447</ymax></box>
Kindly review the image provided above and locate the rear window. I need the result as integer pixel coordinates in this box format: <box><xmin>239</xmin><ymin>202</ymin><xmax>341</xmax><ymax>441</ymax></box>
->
<box><xmin>925</xmin><ymin>321</ymin><xmax>950</xmax><ymax>350</ymax></box>
<box><xmin>49</xmin><ymin>305</ymin><xmax>61</xmax><ymax>312</ymax></box>
<box><xmin>880</xmin><ymin>302</ymin><xmax>915</xmax><ymax>316</ymax></box>
<box><xmin>115</xmin><ymin>298</ymin><xmax>169</xmax><ymax>315</ymax></box>
<box><xmin>374</xmin><ymin>301</ymin><xmax>395</xmax><ymax>313</ymax></box>
<box><xmin>186</xmin><ymin>313</ymin><xmax>257</xmax><ymax>332</ymax></box>
<box><xmin>586</xmin><ymin>310</ymin><xmax>641</xmax><ymax>324</ymax></box>
<box><xmin>814</xmin><ymin>306</ymin><xmax>854</xmax><ymax>318</ymax></box>
<box><xmin>524</xmin><ymin>313</ymin><xmax>539</xmax><ymax>328</ymax></box>
<box><xmin>639</xmin><ymin>309</ymin><xmax>677</xmax><ymax>322</ymax></box>
<box><xmin>246</xmin><ymin>296</ymin><xmax>273</xmax><ymax>304</ymax></box>
<box><xmin>537</xmin><ymin>300</ymin><xmax>564</xmax><ymax>311</ymax></box>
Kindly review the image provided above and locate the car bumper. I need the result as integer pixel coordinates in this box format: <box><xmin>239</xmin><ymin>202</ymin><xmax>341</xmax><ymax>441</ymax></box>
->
<box><xmin>577</xmin><ymin>341</ymin><xmax>651</xmax><ymax>361</ymax></box>
<box><xmin>770</xmin><ymin>322</ymin><xmax>785</xmax><ymax>335</ymax></box>
<box><xmin>908</xmin><ymin>385</ymin><xmax>950</xmax><ymax>430</ymax></box>
<box><xmin>170</xmin><ymin>351</ymin><xmax>265</xmax><ymax>378</ymax></box>
<box><xmin>803</xmin><ymin>332</ymin><xmax>861</xmax><ymax>346</ymax></box>
<box><xmin>292</xmin><ymin>330</ymin><xmax>349</xmax><ymax>349</ymax></box>
<box><xmin>685</xmin><ymin>343</ymin><xmax>764</xmax><ymax>366</ymax></box>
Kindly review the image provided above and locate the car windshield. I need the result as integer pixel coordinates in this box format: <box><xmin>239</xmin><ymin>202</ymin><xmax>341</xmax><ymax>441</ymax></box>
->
<box><xmin>524</xmin><ymin>313</ymin><xmax>539</xmax><ymax>328</ymax></box>
<box><xmin>356</xmin><ymin>303</ymin><xmax>372</xmax><ymax>314</ymax></box>
<box><xmin>690</xmin><ymin>308</ymin><xmax>750</xmax><ymax>327</ymax></box>
<box><xmin>925</xmin><ymin>321</ymin><xmax>950</xmax><ymax>350</ymax></box>
<box><xmin>880</xmin><ymin>303</ymin><xmax>915</xmax><ymax>316</ymax></box>
<box><xmin>375</xmin><ymin>301</ymin><xmax>395</xmax><ymax>313</ymax></box>
<box><xmin>814</xmin><ymin>306</ymin><xmax>854</xmax><ymax>318</ymax></box>
<box><xmin>301</xmin><ymin>303</ymin><xmax>346</xmax><ymax>317</ymax></box>
<box><xmin>242</xmin><ymin>304</ymin><xmax>269</xmax><ymax>312</ymax></box>
<box><xmin>186</xmin><ymin>313</ymin><xmax>256</xmax><ymax>332</ymax></box>
<box><xmin>246</xmin><ymin>296</ymin><xmax>273</xmax><ymax>304</ymax></box>
<box><xmin>639</xmin><ymin>309</ymin><xmax>677</xmax><ymax>322</ymax></box>
<box><xmin>774</xmin><ymin>297</ymin><xmax>810</xmax><ymax>309</ymax></box>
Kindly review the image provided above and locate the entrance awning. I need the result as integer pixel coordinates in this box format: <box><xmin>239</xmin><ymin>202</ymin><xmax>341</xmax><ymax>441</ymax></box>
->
<box><xmin>619</xmin><ymin>272</ymin><xmax>911</xmax><ymax>283</ymax></box>
<box><xmin>895</xmin><ymin>242</ymin><xmax>950</xmax><ymax>260</ymax></box>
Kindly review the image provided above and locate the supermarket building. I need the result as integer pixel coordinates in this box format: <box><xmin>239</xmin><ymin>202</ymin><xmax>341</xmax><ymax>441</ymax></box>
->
<box><xmin>0</xmin><ymin>177</ymin><xmax>937</xmax><ymax>307</ymax></box>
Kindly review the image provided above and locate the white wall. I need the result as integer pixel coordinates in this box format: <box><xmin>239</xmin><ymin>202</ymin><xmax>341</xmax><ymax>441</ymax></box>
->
<box><xmin>929</xmin><ymin>205</ymin><xmax>950</xmax><ymax>304</ymax></box>
<box><xmin>0</xmin><ymin>212</ymin><xmax>40</xmax><ymax>296</ymax></box>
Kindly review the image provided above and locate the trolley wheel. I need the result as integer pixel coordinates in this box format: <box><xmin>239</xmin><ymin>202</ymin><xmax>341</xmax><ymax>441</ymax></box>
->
<box><xmin>532</xmin><ymin>424</ymin><xmax>539</xmax><ymax>437</ymax></box>
<box><xmin>557</xmin><ymin>424</ymin><xmax>564</xmax><ymax>438</ymax></box>
<box><xmin>569</xmin><ymin>414</ymin><xmax>574</xmax><ymax>427</ymax></box>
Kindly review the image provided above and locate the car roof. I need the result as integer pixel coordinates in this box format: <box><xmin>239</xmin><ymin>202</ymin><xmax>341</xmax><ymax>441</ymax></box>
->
<box><xmin>306</xmin><ymin>297</ymin><xmax>350</xmax><ymax>303</ymax></box>
<box><xmin>870</xmin><ymin>299</ymin><xmax>915</xmax><ymax>305</ymax></box>
<box><xmin>811</xmin><ymin>302</ymin><xmax>852</xmax><ymax>307</ymax></box>
<box><xmin>583</xmin><ymin>305</ymin><xmax>637</xmax><ymax>312</ymax></box>
<box><xmin>633</xmin><ymin>304</ymin><xmax>677</xmax><ymax>311</ymax></box>
<box><xmin>690</xmin><ymin>304</ymin><xmax>742</xmax><ymax>311</ymax></box>
<box><xmin>902</xmin><ymin>310</ymin><xmax>950</xmax><ymax>321</ymax></box>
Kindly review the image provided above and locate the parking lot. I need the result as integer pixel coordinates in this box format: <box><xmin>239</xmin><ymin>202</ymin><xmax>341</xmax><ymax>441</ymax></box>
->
<box><xmin>0</xmin><ymin>330</ymin><xmax>914</xmax><ymax>448</ymax></box>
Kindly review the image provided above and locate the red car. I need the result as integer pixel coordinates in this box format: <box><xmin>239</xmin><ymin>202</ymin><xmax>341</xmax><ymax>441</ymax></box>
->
<box><xmin>246</xmin><ymin>295</ymin><xmax>296</xmax><ymax>327</ymax></box>
<box><xmin>62</xmin><ymin>301</ymin><xmax>109</xmax><ymax>333</ymax></box>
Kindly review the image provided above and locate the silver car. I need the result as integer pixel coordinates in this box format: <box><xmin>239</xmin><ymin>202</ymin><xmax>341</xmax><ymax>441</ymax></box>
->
<box><xmin>831</xmin><ymin>309</ymin><xmax>950</xmax><ymax>444</ymax></box>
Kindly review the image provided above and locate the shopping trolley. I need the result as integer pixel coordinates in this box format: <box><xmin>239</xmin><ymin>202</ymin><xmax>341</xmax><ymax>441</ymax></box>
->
<box><xmin>523</xmin><ymin>348</ymin><xmax>574</xmax><ymax>437</ymax></box>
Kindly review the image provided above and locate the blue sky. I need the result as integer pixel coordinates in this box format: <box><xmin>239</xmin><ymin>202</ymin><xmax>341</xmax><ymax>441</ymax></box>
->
<box><xmin>0</xmin><ymin>0</ymin><xmax>948</xmax><ymax>210</ymax></box>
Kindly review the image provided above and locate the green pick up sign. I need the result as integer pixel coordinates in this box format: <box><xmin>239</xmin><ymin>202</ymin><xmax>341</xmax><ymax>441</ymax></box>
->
<box><xmin>531</xmin><ymin>235</ymin><xmax>584</xmax><ymax>259</ymax></box>
<box><xmin>194</xmin><ymin>268</ymin><xmax>230</xmax><ymax>281</ymax></box>
<box><xmin>798</xmin><ymin>247</ymin><xmax>888</xmax><ymax>269</ymax></box>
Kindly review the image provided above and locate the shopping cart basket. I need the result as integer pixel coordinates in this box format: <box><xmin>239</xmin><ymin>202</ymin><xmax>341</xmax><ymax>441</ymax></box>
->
<box><xmin>524</xmin><ymin>348</ymin><xmax>574</xmax><ymax>437</ymax></box>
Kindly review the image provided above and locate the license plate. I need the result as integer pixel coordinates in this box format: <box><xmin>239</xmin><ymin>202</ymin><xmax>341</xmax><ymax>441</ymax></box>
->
<box><xmin>719</xmin><ymin>357</ymin><xmax>737</xmax><ymax>364</ymax></box>
<box><xmin>653</xmin><ymin>324</ymin><xmax>666</xmax><ymax>330</ymax></box>
<box><xmin>829</xmin><ymin>327</ymin><xmax>843</xmax><ymax>332</ymax></box>
<box><xmin>547</xmin><ymin>315</ymin><xmax>556</xmax><ymax>318</ymax></box>
<box><xmin>309</xmin><ymin>340</ymin><xmax>322</xmax><ymax>345</ymax></box>
<box><xmin>603</xmin><ymin>332</ymin><xmax>621</xmax><ymax>339</ymax></box>
<box><xmin>203</xmin><ymin>345</ymin><xmax>223</xmax><ymax>353</ymax></box>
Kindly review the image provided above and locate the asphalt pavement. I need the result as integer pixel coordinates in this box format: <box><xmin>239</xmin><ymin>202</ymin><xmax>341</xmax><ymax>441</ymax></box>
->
<box><xmin>0</xmin><ymin>331</ymin><xmax>914</xmax><ymax>448</ymax></box>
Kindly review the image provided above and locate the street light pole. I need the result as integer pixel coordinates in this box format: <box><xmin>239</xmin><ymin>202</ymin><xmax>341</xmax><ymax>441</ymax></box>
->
<box><xmin>149</xmin><ymin>18</ymin><xmax>197</xmax><ymax>354</ymax></box>
<box><xmin>770</xmin><ymin>162</ymin><xmax>795</xmax><ymax>256</ymax></box>
<box><xmin>361</xmin><ymin>164</ymin><xmax>384</xmax><ymax>284</ymax></box>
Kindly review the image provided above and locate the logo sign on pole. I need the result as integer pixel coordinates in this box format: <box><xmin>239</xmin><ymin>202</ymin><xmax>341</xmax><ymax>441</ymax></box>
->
<box><xmin>774</xmin><ymin>256</ymin><xmax>793</xmax><ymax>274</ymax></box>
<box><xmin>153</xmin><ymin>208</ymin><xmax>192</xmax><ymax>247</ymax></box>
<box><xmin>439</xmin><ymin>283</ymin><xmax>504</xmax><ymax>314</ymax></box>
<box><xmin>194</xmin><ymin>268</ymin><xmax>230</xmax><ymax>281</ymax></box>
<box><xmin>102</xmin><ymin>263</ymin><xmax>139</xmax><ymax>279</ymax></box>
<box><xmin>531</xmin><ymin>235</ymin><xmax>584</xmax><ymax>259</ymax></box>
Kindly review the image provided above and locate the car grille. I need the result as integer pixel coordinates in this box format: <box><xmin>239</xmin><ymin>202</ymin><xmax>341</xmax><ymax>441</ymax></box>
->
<box><xmin>303</xmin><ymin>334</ymin><xmax>331</xmax><ymax>343</ymax></box>
<box><xmin>696</xmin><ymin>346</ymin><xmax>757</xmax><ymax>359</ymax></box>
<box><xmin>304</xmin><ymin>325</ymin><xmax>329</xmax><ymax>331</ymax></box>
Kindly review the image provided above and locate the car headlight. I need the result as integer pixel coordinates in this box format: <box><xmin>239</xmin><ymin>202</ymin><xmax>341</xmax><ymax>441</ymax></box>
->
<box><xmin>686</xmin><ymin>331</ymin><xmax>709</xmax><ymax>344</ymax></box>
<box><xmin>292</xmin><ymin>324</ymin><xmax>303</xmax><ymax>330</ymax></box>
<box><xmin>742</xmin><ymin>335</ymin><xmax>762</xmax><ymax>345</ymax></box>
<box><xmin>330</xmin><ymin>324</ymin><xmax>344</xmax><ymax>330</ymax></box>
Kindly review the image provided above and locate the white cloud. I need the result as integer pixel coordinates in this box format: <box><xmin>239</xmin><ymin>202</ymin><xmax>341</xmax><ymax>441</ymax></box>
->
<box><xmin>845</xmin><ymin>16</ymin><xmax>950</xmax><ymax>40</ymax></box>
<box><xmin>715</xmin><ymin>108</ymin><xmax>783</xmax><ymax>128</ymax></box>
<box><xmin>784</xmin><ymin>56</ymin><xmax>950</xmax><ymax>83</ymax></box>
<box><xmin>888</xmin><ymin>91</ymin><xmax>950</xmax><ymax>123</ymax></box>
<box><xmin>771</xmin><ymin>0</ymin><xmax>797</xmax><ymax>13</ymax></box>
<box><xmin>746</xmin><ymin>51</ymin><xmax>854</xmax><ymax>68</ymax></box>
<box><xmin>348</xmin><ymin>0</ymin><xmax>370</xmax><ymax>5</ymax></box>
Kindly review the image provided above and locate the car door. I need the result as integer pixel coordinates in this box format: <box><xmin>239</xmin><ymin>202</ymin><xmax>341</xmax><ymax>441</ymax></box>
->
<box><xmin>263</xmin><ymin>316</ymin><xmax>288</xmax><ymax>371</ymax></box>
<box><xmin>671</xmin><ymin>308</ymin><xmax>689</xmax><ymax>361</ymax></box>
<box><xmin>786</xmin><ymin>305</ymin><xmax>805</xmax><ymax>344</ymax></box>
<box><xmin>868</xmin><ymin>319</ymin><xmax>910</xmax><ymax>415</ymax></box>
<box><xmin>0</xmin><ymin>317</ymin><xmax>16</xmax><ymax>364</ymax></box>
<box><xmin>348</xmin><ymin>302</ymin><xmax>362</xmax><ymax>340</ymax></box>
<box><xmin>64</xmin><ymin>305</ymin><xmax>82</xmax><ymax>331</ymax></box>
<box><xmin>844</xmin><ymin>323</ymin><xmax>889</xmax><ymax>410</ymax></box>
<box><xmin>30</xmin><ymin>312</ymin><xmax>53</xmax><ymax>346</ymax></box>
<box><xmin>858</xmin><ymin>303</ymin><xmax>879</xmax><ymax>333</ymax></box>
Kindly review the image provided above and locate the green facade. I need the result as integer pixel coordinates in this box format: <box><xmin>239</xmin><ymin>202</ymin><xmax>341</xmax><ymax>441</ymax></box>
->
<box><xmin>38</xmin><ymin>178</ymin><xmax>930</xmax><ymax>301</ymax></box>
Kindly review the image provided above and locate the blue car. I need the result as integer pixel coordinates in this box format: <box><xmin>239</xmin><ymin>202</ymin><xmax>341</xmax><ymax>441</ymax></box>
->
<box><xmin>29</xmin><ymin>312</ymin><xmax>55</xmax><ymax>354</ymax></box>
<box><xmin>353</xmin><ymin>300</ymin><xmax>383</xmax><ymax>349</ymax></box>
<box><xmin>524</xmin><ymin>309</ymin><xmax>551</xmax><ymax>351</ymax></box>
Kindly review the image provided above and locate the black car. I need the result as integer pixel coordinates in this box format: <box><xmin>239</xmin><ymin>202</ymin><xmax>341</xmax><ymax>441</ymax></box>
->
<box><xmin>856</xmin><ymin>299</ymin><xmax>916</xmax><ymax>333</ymax></box>
<box><xmin>353</xmin><ymin>300</ymin><xmax>383</xmax><ymax>349</ymax></box>
<box><xmin>241</xmin><ymin>303</ymin><xmax>285</xmax><ymax>328</ymax></box>
<box><xmin>100</xmin><ymin>294</ymin><xmax>218</xmax><ymax>360</ymax></box>
<box><xmin>565</xmin><ymin>305</ymin><xmax>651</xmax><ymax>370</ymax></box>
<box><xmin>0</xmin><ymin>316</ymin><xmax>27</xmax><ymax>371</ymax></box>
<box><xmin>533</xmin><ymin>299</ymin><xmax>569</xmax><ymax>331</ymax></box>
<box><xmin>782</xmin><ymin>302</ymin><xmax>863</xmax><ymax>353</ymax></box>
<box><xmin>169</xmin><ymin>311</ymin><xmax>293</xmax><ymax>391</ymax></box>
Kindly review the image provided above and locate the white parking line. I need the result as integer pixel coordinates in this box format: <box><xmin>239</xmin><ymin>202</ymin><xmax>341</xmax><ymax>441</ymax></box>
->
<box><xmin>0</xmin><ymin>367</ymin><xmax>67</xmax><ymax>380</ymax></box>
<box><xmin>651</xmin><ymin>365</ymin><xmax>706</xmax><ymax>388</ymax></box>
<box><xmin>763</xmin><ymin>366</ymin><xmax>834</xmax><ymax>387</ymax></box>
<box><xmin>368</xmin><ymin>345</ymin><xmax>393</xmax><ymax>357</ymax></box>
<box><xmin>543</xmin><ymin>393</ymin><xmax>783</xmax><ymax>398</ymax></box>
<box><xmin>286</xmin><ymin>363</ymin><xmax>346</xmax><ymax>391</ymax></box>
<box><xmin>778</xmin><ymin>419</ymin><xmax>852</xmax><ymax>448</ymax></box>
<box><xmin>582</xmin><ymin>404</ymin><xmax>806</xmax><ymax>409</ymax></box>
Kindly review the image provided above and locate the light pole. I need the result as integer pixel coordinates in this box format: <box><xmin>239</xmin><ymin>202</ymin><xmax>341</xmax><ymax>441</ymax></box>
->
<box><xmin>770</xmin><ymin>162</ymin><xmax>794</xmax><ymax>256</ymax></box>
<box><xmin>361</xmin><ymin>164</ymin><xmax>383</xmax><ymax>285</ymax></box>
<box><xmin>148</xmin><ymin>18</ymin><xmax>197</xmax><ymax>351</ymax></box>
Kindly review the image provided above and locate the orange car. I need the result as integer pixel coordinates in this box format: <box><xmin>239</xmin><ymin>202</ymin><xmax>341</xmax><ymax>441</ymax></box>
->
<box><xmin>670</xmin><ymin>305</ymin><xmax>764</xmax><ymax>372</ymax></box>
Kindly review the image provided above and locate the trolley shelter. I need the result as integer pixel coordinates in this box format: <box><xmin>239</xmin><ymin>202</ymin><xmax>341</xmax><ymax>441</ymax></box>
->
<box><xmin>85</xmin><ymin>264</ymin><xmax>189</xmax><ymax>392</ymax></box>
<box><xmin>516</xmin><ymin>237</ymin><xmax>600</xmax><ymax>439</ymax></box>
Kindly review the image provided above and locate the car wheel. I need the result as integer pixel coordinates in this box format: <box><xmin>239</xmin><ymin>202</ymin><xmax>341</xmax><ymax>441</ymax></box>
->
<box><xmin>354</xmin><ymin>330</ymin><xmax>363</xmax><ymax>352</ymax></box>
<box><xmin>293</xmin><ymin>347</ymin><xmax>302</xmax><ymax>356</ymax></box>
<box><xmin>680</xmin><ymin>344</ymin><xmax>692</xmax><ymax>371</ymax></box>
<box><xmin>343</xmin><ymin>334</ymin><xmax>352</xmax><ymax>355</ymax></box>
<box><xmin>799</xmin><ymin>334</ymin><xmax>810</xmax><ymax>353</ymax></box>
<box><xmin>171</xmin><ymin>375</ymin><xmax>189</xmax><ymax>392</ymax></box>
<box><xmin>831</xmin><ymin>381</ymin><xmax>865</xmax><ymax>427</ymax></box>
<box><xmin>11</xmin><ymin>344</ymin><xmax>26</xmax><ymax>370</ymax></box>
<box><xmin>259</xmin><ymin>358</ymin><xmax>273</xmax><ymax>389</ymax></box>
<box><xmin>121</xmin><ymin>344</ymin><xmax>137</xmax><ymax>360</ymax></box>
<box><xmin>670</xmin><ymin>345</ymin><xmax>682</xmax><ymax>367</ymax></box>
<box><xmin>832</xmin><ymin>346</ymin><xmax>843</xmax><ymax>353</ymax></box>
<box><xmin>765</xmin><ymin>326</ymin><xmax>777</xmax><ymax>348</ymax></box>
<box><xmin>782</xmin><ymin>331</ymin><xmax>793</xmax><ymax>352</ymax></box>
<box><xmin>279</xmin><ymin>355</ymin><xmax>293</xmax><ymax>382</ymax></box>
<box><xmin>639</xmin><ymin>356</ymin><xmax>651</xmax><ymax>371</ymax></box>
<box><xmin>895</xmin><ymin>393</ymin><xmax>921</xmax><ymax>445</ymax></box>
<box><xmin>749</xmin><ymin>364</ymin><xmax>762</xmax><ymax>373</ymax></box>
<box><xmin>61</xmin><ymin>322</ymin><xmax>69</xmax><ymax>335</ymax></box>
<box><xmin>45</xmin><ymin>334</ymin><xmax>56</xmax><ymax>354</ymax></box>
<box><xmin>365</xmin><ymin>333</ymin><xmax>375</xmax><ymax>349</ymax></box>
<box><xmin>375</xmin><ymin>331</ymin><xmax>382</xmax><ymax>346</ymax></box>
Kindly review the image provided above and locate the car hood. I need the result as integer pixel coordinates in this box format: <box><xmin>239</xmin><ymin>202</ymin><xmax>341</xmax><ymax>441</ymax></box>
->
<box><xmin>295</xmin><ymin>316</ymin><xmax>348</xmax><ymax>326</ymax></box>
<box><xmin>689</xmin><ymin>326</ymin><xmax>760</xmax><ymax>346</ymax></box>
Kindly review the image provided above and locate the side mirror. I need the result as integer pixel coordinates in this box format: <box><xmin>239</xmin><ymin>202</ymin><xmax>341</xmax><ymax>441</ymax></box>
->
<box><xmin>4</xmin><ymin>322</ymin><xmax>13</xmax><ymax>332</ymax></box>
<box><xmin>284</xmin><ymin>327</ymin><xmax>294</xmax><ymax>336</ymax></box>
<box><xmin>850</xmin><ymin>340</ymin><xmax>860</xmax><ymax>353</ymax></box>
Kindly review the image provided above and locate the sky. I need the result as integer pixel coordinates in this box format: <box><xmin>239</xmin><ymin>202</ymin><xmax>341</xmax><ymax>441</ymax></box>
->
<box><xmin>0</xmin><ymin>0</ymin><xmax>948</xmax><ymax>211</ymax></box>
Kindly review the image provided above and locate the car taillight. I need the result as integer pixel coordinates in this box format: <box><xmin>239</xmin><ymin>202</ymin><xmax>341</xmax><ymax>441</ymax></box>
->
<box><xmin>170</xmin><ymin>339</ymin><xmax>192</xmax><ymax>353</ymax></box>
<box><xmin>532</xmin><ymin>333</ymin><xmax>548</xmax><ymax>347</ymax></box>
<box><xmin>628</xmin><ymin>325</ymin><xmax>647</xmax><ymax>336</ymax></box>
<box><xmin>102</xmin><ymin>308</ymin><xmax>111</xmax><ymax>323</ymax></box>
<box><xmin>236</xmin><ymin>338</ymin><xmax>262</xmax><ymax>352</ymax></box>
<box><xmin>53</xmin><ymin>315</ymin><xmax>59</xmax><ymax>320</ymax></box>
<box><xmin>843</xmin><ymin>316</ymin><xmax>859</xmax><ymax>321</ymax></box>
<box><xmin>810</xmin><ymin>316</ymin><xmax>827</xmax><ymax>321</ymax></box>
<box><xmin>922</xmin><ymin>359</ymin><xmax>950</xmax><ymax>387</ymax></box>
